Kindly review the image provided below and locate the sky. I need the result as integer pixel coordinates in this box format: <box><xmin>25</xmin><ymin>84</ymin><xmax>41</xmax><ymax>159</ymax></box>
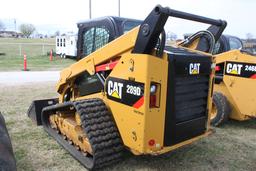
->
<box><xmin>0</xmin><ymin>0</ymin><xmax>255</xmax><ymax>38</ymax></box>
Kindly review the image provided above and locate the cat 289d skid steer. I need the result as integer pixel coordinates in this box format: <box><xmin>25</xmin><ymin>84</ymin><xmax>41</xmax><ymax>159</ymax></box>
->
<box><xmin>27</xmin><ymin>5</ymin><xmax>226</xmax><ymax>170</ymax></box>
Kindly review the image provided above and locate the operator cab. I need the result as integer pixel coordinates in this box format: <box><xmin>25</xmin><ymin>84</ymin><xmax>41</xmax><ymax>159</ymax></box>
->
<box><xmin>77</xmin><ymin>17</ymin><xmax>142</xmax><ymax>60</ymax></box>
<box><xmin>213</xmin><ymin>35</ymin><xmax>243</xmax><ymax>54</ymax></box>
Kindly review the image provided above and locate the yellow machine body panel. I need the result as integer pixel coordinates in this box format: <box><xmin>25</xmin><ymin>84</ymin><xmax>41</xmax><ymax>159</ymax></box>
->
<box><xmin>103</xmin><ymin>53</ymin><xmax>169</xmax><ymax>154</ymax></box>
<box><xmin>214</xmin><ymin>50</ymin><xmax>256</xmax><ymax>120</ymax></box>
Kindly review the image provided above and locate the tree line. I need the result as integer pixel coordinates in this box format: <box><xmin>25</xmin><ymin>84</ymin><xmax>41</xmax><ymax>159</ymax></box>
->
<box><xmin>0</xmin><ymin>20</ymin><xmax>35</xmax><ymax>38</ymax></box>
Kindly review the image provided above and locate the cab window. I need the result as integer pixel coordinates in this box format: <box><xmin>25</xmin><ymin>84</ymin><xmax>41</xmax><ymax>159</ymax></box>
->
<box><xmin>94</xmin><ymin>27</ymin><xmax>110</xmax><ymax>50</ymax></box>
<box><xmin>229</xmin><ymin>37</ymin><xmax>242</xmax><ymax>50</ymax></box>
<box><xmin>82</xmin><ymin>26</ymin><xmax>110</xmax><ymax>56</ymax></box>
<box><xmin>83</xmin><ymin>28</ymin><xmax>94</xmax><ymax>56</ymax></box>
<box><xmin>75</xmin><ymin>72</ymin><xmax>103</xmax><ymax>96</ymax></box>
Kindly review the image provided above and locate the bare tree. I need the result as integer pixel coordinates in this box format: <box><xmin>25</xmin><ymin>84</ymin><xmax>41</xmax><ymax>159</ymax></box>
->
<box><xmin>246</xmin><ymin>33</ymin><xmax>253</xmax><ymax>40</ymax></box>
<box><xmin>54</xmin><ymin>30</ymin><xmax>60</xmax><ymax>36</ymax></box>
<box><xmin>167</xmin><ymin>31</ymin><xmax>177</xmax><ymax>41</ymax></box>
<box><xmin>19</xmin><ymin>24</ymin><xmax>36</xmax><ymax>38</ymax></box>
<box><xmin>0</xmin><ymin>20</ymin><xmax>6</xmax><ymax>31</ymax></box>
<box><xmin>170</xmin><ymin>32</ymin><xmax>177</xmax><ymax>41</ymax></box>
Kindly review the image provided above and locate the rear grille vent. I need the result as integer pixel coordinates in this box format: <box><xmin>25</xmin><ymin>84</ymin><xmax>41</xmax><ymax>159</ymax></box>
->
<box><xmin>164</xmin><ymin>48</ymin><xmax>212</xmax><ymax>146</ymax></box>
<box><xmin>175</xmin><ymin>76</ymin><xmax>209</xmax><ymax>123</ymax></box>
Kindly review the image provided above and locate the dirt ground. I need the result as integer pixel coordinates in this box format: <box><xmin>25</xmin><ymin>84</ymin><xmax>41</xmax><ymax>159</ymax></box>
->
<box><xmin>0</xmin><ymin>82</ymin><xmax>255</xmax><ymax>171</ymax></box>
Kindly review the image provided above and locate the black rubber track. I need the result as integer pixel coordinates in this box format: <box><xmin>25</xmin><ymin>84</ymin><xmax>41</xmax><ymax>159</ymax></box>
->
<box><xmin>41</xmin><ymin>98</ymin><xmax>124</xmax><ymax>170</ymax></box>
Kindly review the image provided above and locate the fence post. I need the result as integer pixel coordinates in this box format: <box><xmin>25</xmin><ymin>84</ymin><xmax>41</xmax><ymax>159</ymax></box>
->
<box><xmin>19</xmin><ymin>44</ymin><xmax>22</xmax><ymax>56</ymax></box>
<box><xmin>42</xmin><ymin>44</ymin><xmax>45</xmax><ymax>55</ymax></box>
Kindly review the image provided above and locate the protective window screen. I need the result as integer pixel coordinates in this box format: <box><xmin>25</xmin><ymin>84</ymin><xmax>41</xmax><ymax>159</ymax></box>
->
<box><xmin>83</xmin><ymin>28</ymin><xmax>94</xmax><ymax>56</ymax></box>
<box><xmin>82</xmin><ymin>26</ymin><xmax>110</xmax><ymax>56</ymax></box>
<box><xmin>94</xmin><ymin>27</ymin><xmax>110</xmax><ymax>50</ymax></box>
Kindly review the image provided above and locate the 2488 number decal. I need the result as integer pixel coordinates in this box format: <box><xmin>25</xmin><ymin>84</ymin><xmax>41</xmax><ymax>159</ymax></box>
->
<box><xmin>245</xmin><ymin>65</ymin><xmax>256</xmax><ymax>72</ymax></box>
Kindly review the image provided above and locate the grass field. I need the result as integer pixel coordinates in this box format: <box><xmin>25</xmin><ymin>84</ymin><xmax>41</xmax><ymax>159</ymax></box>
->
<box><xmin>0</xmin><ymin>83</ymin><xmax>255</xmax><ymax>171</ymax></box>
<box><xmin>0</xmin><ymin>38</ymin><xmax>75</xmax><ymax>71</ymax></box>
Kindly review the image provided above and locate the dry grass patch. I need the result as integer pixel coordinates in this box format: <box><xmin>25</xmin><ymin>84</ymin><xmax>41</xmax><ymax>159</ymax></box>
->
<box><xmin>0</xmin><ymin>83</ymin><xmax>255</xmax><ymax>171</ymax></box>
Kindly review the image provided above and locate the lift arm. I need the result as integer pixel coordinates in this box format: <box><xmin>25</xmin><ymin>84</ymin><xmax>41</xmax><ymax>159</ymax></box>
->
<box><xmin>132</xmin><ymin>5</ymin><xmax>227</xmax><ymax>54</ymax></box>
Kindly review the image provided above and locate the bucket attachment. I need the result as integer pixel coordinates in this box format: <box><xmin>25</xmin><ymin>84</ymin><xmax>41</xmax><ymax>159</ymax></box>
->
<box><xmin>27</xmin><ymin>98</ymin><xmax>58</xmax><ymax>126</ymax></box>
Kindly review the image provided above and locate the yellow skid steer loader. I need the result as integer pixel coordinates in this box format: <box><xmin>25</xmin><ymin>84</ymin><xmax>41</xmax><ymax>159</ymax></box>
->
<box><xmin>27</xmin><ymin>5</ymin><xmax>227</xmax><ymax>169</ymax></box>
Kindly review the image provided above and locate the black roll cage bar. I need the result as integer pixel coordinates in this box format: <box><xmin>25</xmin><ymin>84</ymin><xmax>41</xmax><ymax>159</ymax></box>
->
<box><xmin>132</xmin><ymin>5</ymin><xmax>227</xmax><ymax>54</ymax></box>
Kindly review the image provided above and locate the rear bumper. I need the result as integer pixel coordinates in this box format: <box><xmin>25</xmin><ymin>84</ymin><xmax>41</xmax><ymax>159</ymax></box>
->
<box><xmin>148</xmin><ymin>129</ymin><xmax>213</xmax><ymax>155</ymax></box>
<box><xmin>27</xmin><ymin>98</ymin><xmax>58</xmax><ymax>126</ymax></box>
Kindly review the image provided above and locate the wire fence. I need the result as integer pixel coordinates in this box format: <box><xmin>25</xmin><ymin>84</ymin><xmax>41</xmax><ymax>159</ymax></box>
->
<box><xmin>0</xmin><ymin>43</ymin><xmax>55</xmax><ymax>57</ymax></box>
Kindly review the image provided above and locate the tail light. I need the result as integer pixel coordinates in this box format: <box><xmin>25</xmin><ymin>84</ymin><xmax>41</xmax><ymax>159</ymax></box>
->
<box><xmin>215</xmin><ymin>63</ymin><xmax>224</xmax><ymax>74</ymax></box>
<box><xmin>150</xmin><ymin>83</ymin><xmax>160</xmax><ymax>108</ymax></box>
<box><xmin>215</xmin><ymin>65</ymin><xmax>221</xmax><ymax>71</ymax></box>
